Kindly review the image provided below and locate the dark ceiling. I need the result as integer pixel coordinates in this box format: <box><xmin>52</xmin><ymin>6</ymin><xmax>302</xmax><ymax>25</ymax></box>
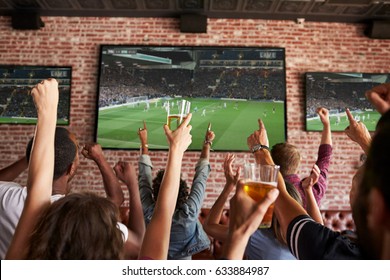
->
<box><xmin>1</xmin><ymin>0</ymin><xmax>390</xmax><ymax>24</ymax></box>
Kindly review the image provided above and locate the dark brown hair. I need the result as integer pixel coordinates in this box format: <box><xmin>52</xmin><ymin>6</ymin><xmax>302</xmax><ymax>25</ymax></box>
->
<box><xmin>27</xmin><ymin>192</ymin><xmax>124</xmax><ymax>259</ymax></box>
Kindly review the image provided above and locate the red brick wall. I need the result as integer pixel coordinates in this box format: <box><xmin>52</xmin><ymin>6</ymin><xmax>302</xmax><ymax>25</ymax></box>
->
<box><xmin>1</xmin><ymin>16</ymin><xmax>389</xmax><ymax>210</ymax></box>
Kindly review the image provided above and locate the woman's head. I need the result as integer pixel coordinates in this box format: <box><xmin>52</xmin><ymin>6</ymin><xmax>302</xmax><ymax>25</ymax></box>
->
<box><xmin>27</xmin><ymin>192</ymin><xmax>124</xmax><ymax>259</ymax></box>
<box><xmin>152</xmin><ymin>169</ymin><xmax>189</xmax><ymax>209</ymax></box>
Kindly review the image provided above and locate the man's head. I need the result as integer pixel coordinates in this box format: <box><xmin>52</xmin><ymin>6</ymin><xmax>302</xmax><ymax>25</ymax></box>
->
<box><xmin>26</xmin><ymin>127</ymin><xmax>79</xmax><ymax>182</ymax></box>
<box><xmin>271</xmin><ymin>143</ymin><xmax>301</xmax><ymax>176</ymax></box>
<box><xmin>152</xmin><ymin>169</ymin><xmax>189</xmax><ymax>209</ymax></box>
<box><xmin>353</xmin><ymin>111</ymin><xmax>390</xmax><ymax>259</ymax></box>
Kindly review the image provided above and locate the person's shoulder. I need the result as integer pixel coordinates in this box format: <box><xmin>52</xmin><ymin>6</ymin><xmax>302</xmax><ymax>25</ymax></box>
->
<box><xmin>0</xmin><ymin>181</ymin><xmax>26</xmax><ymax>195</ymax></box>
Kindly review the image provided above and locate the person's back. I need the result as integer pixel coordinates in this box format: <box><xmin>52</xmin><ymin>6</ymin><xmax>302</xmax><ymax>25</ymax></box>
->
<box><xmin>0</xmin><ymin>127</ymin><xmax>78</xmax><ymax>259</ymax></box>
<box><xmin>137</xmin><ymin>121</ymin><xmax>213</xmax><ymax>259</ymax></box>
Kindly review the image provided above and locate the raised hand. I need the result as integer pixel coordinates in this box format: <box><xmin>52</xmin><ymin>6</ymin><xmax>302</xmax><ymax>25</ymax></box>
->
<box><xmin>247</xmin><ymin>118</ymin><xmax>269</xmax><ymax>150</ymax></box>
<box><xmin>224</xmin><ymin>153</ymin><xmax>240</xmax><ymax>187</ymax></box>
<box><xmin>316</xmin><ymin>107</ymin><xmax>330</xmax><ymax>127</ymax></box>
<box><xmin>365</xmin><ymin>83</ymin><xmax>390</xmax><ymax>115</ymax></box>
<box><xmin>223</xmin><ymin>179</ymin><xmax>279</xmax><ymax>259</ymax></box>
<box><xmin>114</xmin><ymin>161</ymin><xmax>137</xmax><ymax>186</ymax></box>
<box><xmin>81</xmin><ymin>143</ymin><xmax>104</xmax><ymax>163</ymax></box>
<box><xmin>204</xmin><ymin>122</ymin><xmax>215</xmax><ymax>143</ymax></box>
<box><xmin>344</xmin><ymin>108</ymin><xmax>371</xmax><ymax>154</ymax></box>
<box><xmin>138</xmin><ymin>121</ymin><xmax>148</xmax><ymax>146</ymax></box>
<box><xmin>31</xmin><ymin>78</ymin><xmax>59</xmax><ymax>117</ymax></box>
<box><xmin>302</xmin><ymin>164</ymin><xmax>320</xmax><ymax>190</ymax></box>
<box><xmin>163</xmin><ymin>113</ymin><xmax>192</xmax><ymax>153</ymax></box>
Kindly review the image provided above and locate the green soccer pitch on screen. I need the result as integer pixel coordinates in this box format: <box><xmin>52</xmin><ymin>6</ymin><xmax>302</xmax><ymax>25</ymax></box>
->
<box><xmin>305</xmin><ymin>72</ymin><xmax>389</xmax><ymax>132</ymax></box>
<box><xmin>95</xmin><ymin>45</ymin><xmax>287</xmax><ymax>151</ymax></box>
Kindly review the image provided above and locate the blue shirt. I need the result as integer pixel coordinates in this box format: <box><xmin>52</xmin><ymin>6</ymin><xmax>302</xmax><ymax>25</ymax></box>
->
<box><xmin>138</xmin><ymin>155</ymin><xmax>211</xmax><ymax>259</ymax></box>
<box><xmin>245</xmin><ymin>228</ymin><xmax>296</xmax><ymax>260</ymax></box>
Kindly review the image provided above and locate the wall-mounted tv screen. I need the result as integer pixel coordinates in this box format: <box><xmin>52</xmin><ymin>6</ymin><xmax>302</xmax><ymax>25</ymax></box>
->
<box><xmin>95</xmin><ymin>45</ymin><xmax>286</xmax><ymax>151</ymax></box>
<box><xmin>305</xmin><ymin>72</ymin><xmax>390</xmax><ymax>132</ymax></box>
<box><xmin>0</xmin><ymin>65</ymin><xmax>71</xmax><ymax>125</ymax></box>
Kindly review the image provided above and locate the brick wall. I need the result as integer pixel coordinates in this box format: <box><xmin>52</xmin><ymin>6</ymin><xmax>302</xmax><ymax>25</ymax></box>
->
<box><xmin>1</xmin><ymin>16</ymin><xmax>389</xmax><ymax>210</ymax></box>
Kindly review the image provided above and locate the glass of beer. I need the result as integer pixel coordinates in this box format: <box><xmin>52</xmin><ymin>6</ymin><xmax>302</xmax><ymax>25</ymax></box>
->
<box><xmin>243</xmin><ymin>163</ymin><xmax>280</xmax><ymax>228</ymax></box>
<box><xmin>166</xmin><ymin>99</ymin><xmax>191</xmax><ymax>130</ymax></box>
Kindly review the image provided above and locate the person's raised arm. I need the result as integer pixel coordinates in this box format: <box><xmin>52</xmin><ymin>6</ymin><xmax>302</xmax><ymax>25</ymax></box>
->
<box><xmin>139</xmin><ymin>114</ymin><xmax>192</xmax><ymax>260</ymax></box>
<box><xmin>114</xmin><ymin>161</ymin><xmax>145</xmax><ymax>259</ymax></box>
<box><xmin>138</xmin><ymin>121</ymin><xmax>149</xmax><ymax>155</ymax></box>
<box><xmin>81</xmin><ymin>143</ymin><xmax>124</xmax><ymax>207</ymax></box>
<box><xmin>200</xmin><ymin>122</ymin><xmax>215</xmax><ymax>160</ymax></box>
<box><xmin>223</xmin><ymin>179</ymin><xmax>279</xmax><ymax>260</ymax></box>
<box><xmin>317</xmin><ymin>107</ymin><xmax>332</xmax><ymax>146</ymax></box>
<box><xmin>204</xmin><ymin>154</ymin><xmax>240</xmax><ymax>242</ymax></box>
<box><xmin>302</xmin><ymin>164</ymin><xmax>324</xmax><ymax>225</ymax></box>
<box><xmin>6</xmin><ymin>78</ymin><xmax>58</xmax><ymax>259</ymax></box>
<box><xmin>0</xmin><ymin>156</ymin><xmax>28</xmax><ymax>182</ymax></box>
<box><xmin>344</xmin><ymin>108</ymin><xmax>371</xmax><ymax>155</ymax></box>
<box><xmin>365</xmin><ymin>82</ymin><xmax>390</xmax><ymax>115</ymax></box>
<box><xmin>246</xmin><ymin>118</ymin><xmax>308</xmax><ymax>242</ymax></box>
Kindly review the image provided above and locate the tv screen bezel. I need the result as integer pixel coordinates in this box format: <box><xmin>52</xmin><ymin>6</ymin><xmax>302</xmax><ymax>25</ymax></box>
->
<box><xmin>0</xmin><ymin>64</ymin><xmax>72</xmax><ymax>125</ymax></box>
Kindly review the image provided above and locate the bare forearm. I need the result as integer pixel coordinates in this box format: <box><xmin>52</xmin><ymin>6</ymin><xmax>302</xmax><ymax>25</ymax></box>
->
<box><xmin>321</xmin><ymin>124</ymin><xmax>332</xmax><ymax>145</ymax></box>
<box><xmin>96</xmin><ymin>158</ymin><xmax>124</xmax><ymax>207</ymax></box>
<box><xmin>204</xmin><ymin>184</ymin><xmax>232</xmax><ymax>242</ymax></box>
<box><xmin>304</xmin><ymin>188</ymin><xmax>324</xmax><ymax>224</ymax></box>
<box><xmin>200</xmin><ymin>142</ymin><xmax>211</xmax><ymax>160</ymax></box>
<box><xmin>0</xmin><ymin>157</ymin><xmax>28</xmax><ymax>181</ymax></box>
<box><xmin>139</xmin><ymin>147</ymin><xmax>183</xmax><ymax>259</ymax></box>
<box><xmin>7</xmin><ymin>113</ymin><xmax>56</xmax><ymax>259</ymax></box>
<box><xmin>126</xmin><ymin>182</ymin><xmax>145</xmax><ymax>241</ymax></box>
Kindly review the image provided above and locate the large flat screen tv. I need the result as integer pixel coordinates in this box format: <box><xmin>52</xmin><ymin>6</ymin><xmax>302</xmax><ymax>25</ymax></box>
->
<box><xmin>0</xmin><ymin>65</ymin><xmax>71</xmax><ymax>125</ymax></box>
<box><xmin>305</xmin><ymin>72</ymin><xmax>389</xmax><ymax>132</ymax></box>
<box><xmin>95</xmin><ymin>45</ymin><xmax>286</xmax><ymax>151</ymax></box>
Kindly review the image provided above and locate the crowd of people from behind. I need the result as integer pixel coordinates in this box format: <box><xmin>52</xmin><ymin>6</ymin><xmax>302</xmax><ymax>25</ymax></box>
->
<box><xmin>98</xmin><ymin>65</ymin><xmax>285</xmax><ymax>109</ymax></box>
<box><xmin>1</xmin><ymin>77</ymin><xmax>390</xmax><ymax>260</ymax></box>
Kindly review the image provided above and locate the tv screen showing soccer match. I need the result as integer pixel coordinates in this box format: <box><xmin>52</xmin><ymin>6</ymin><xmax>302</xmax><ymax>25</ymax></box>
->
<box><xmin>305</xmin><ymin>72</ymin><xmax>390</xmax><ymax>132</ymax></box>
<box><xmin>95</xmin><ymin>45</ymin><xmax>286</xmax><ymax>151</ymax></box>
<box><xmin>0</xmin><ymin>65</ymin><xmax>71</xmax><ymax>125</ymax></box>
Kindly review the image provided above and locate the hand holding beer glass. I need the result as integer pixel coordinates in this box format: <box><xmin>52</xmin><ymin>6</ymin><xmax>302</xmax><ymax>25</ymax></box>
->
<box><xmin>167</xmin><ymin>99</ymin><xmax>191</xmax><ymax>130</ymax></box>
<box><xmin>243</xmin><ymin>163</ymin><xmax>280</xmax><ymax>228</ymax></box>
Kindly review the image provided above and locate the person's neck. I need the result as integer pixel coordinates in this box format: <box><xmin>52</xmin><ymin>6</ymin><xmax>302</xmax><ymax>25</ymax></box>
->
<box><xmin>51</xmin><ymin>176</ymin><xmax>69</xmax><ymax>195</ymax></box>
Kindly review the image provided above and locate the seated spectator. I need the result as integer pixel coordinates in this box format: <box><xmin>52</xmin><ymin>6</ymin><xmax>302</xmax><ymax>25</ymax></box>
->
<box><xmin>137</xmin><ymin>121</ymin><xmax>214</xmax><ymax>259</ymax></box>
<box><xmin>271</xmin><ymin>107</ymin><xmax>332</xmax><ymax>208</ymax></box>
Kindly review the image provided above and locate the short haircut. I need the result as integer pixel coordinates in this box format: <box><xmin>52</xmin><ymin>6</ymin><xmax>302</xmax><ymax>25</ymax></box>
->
<box><xmin>26</xmin><ymin>127</ymin><xmax>77</xmax><ymax>180</ymax></box>
<box><xmin>271</xmin><ymin>143</ymin><xmax>301</xmax><ymax>176</ymax></box>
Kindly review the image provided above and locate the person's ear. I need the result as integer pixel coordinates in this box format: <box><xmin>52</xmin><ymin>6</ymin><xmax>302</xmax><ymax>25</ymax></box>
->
<box><xmin>367</xmin><ymin>188</ymin><xmax>389</xmax><ymax>230</ymax></box>
<box><xmin>67</xmin><ymin>162</ymin><xmax>77</xmax><ymax>178</ymax></box>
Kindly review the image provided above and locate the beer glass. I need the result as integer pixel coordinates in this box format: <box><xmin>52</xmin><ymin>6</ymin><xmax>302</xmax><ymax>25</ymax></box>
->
<box><xmin>243</xmin><ymin>163</ymin><xmax>280</xmax><ymax>228</ymax></box>
<box><xmin>166</xmin><ymin>99</ymin><xmax>191</xmax><ymax>130</ymax></box>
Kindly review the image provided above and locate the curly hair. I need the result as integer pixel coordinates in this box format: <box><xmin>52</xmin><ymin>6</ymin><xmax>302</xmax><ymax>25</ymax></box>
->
<box><xmin>152</xmin><ymin>169</ymin><xmax>189</xmax><ymax>209</ymax></box>
<box><xmin>27</xmin><ymin>192</ymin><xmax>124</xmax><ymax>260</ymax></box>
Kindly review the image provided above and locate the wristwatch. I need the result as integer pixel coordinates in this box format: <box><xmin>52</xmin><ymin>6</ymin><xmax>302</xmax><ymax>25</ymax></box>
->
<box><xmin>251</xmin><ymin>144</ymin><xmax>269</xmax><ymax>153</ymax></box>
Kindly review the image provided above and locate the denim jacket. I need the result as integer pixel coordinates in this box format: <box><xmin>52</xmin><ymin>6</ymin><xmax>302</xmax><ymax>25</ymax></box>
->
<box><xmin>138</xmin><ymin>155</ymin><xmax>211</xmax><ymax>259</ymax></box>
